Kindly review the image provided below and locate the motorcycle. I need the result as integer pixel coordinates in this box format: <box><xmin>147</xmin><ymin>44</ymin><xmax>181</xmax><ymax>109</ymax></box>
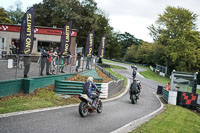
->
<box><xmin>129</xmin><ymin>65</ymin><xmax>141</xmax><ymax>104</ymax></box>
<box><xmin>78</xmin><ymin>90</ymin><xmax>102</xmax><ymax>117</ymax></box>
<box><xmin>129</xmin><ymin>80</ymin><xmax>141</xmax><ymax>104</ymax></box>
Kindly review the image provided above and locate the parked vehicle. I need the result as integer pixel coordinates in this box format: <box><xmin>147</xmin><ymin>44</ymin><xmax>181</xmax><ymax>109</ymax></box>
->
<box><xmin>78</xmin><ymin>90</ymin><xmax>102</xmax><ymax>117</ymax></box>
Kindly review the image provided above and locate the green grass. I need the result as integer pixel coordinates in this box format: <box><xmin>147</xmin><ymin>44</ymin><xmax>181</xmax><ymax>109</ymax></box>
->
<box><xmin>103</xmin><ymin>59</ymin><xmax>125</xmax><ymax>64</ymax></box>
<box><xmin>108</xmin><ymin>64</ymin><xmax>127</xmax><ymax>69</ymax></box>
<box><xmin>140</xmin><ymin>67</ymin><xmax>170</xmax><ymax>85</ymax></box>
<box><xmin>0</xmin><ymin>87</ymin><xmax>80</xmax><ymax>114</ymax></box>
<box><xmin>133</xmin><ymin>104</ymin><xmax>200</xmax><ymax>133</ymax></box>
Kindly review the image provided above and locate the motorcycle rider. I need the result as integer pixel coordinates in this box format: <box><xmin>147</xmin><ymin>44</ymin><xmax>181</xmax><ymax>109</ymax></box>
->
<box><xmin>83</xmin><ymin>77</ymin><xmax>99</xmax><ymax>109</ymax></box>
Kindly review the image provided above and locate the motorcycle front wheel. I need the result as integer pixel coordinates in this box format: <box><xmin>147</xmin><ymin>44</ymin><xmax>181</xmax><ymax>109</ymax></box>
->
<box><xmin>130</xmin><ymin>94</ymin><xmax>137</xmax><ymax>104</ymax></box>
<box><xmin>97</xmin><ymin>100</ymin><xmax>103</xmax><ymax>113</ymax></box>
<box><xmin>79</xmin><ymin>101</ymin><xmax>88</xmax><ymax>117</ymax></box>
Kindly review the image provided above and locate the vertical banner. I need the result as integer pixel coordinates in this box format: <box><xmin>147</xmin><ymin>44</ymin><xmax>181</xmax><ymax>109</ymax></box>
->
<box><xmin>60</xmin><ymin>21</ymin><xmax>72</xmax><ymax>55</ymax></box>
<box><xmin>85</xmin><ymin>30</ymin><xmax>94</xmax><ymax>57</ymax></box>
<box><xmin>18</xmin><ymin>7</ymin><xmax>35</xmax><ymax>54</ymax></box>
<box><xmin>98</xmin><ymin>34</ymin><xmax>106</xmax><ymax>58</ymax></box>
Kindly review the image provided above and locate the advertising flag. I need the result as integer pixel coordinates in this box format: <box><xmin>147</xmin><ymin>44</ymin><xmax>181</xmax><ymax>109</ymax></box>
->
<box><xmin>60</xmin><ymin>21</ymin><xmax>72</xmax><ymax>55</ymax></box>
<box><xmin>18</xmin><ymin>7</ymin><xmax>35</xmax><ymax>54</ymax></box>
<box><xmin>98</xmin><ymin>34</ymin><xmax>106</xmax><ymax>58</ymax></box>
<box><xmin>85</xmin><ymin>30</ymin><xmax>94</xmax><ymax>57</ymax></box>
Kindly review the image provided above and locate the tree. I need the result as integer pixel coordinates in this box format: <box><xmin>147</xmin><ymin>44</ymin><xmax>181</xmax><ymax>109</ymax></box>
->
<box><xmin>33</xmin><ymin>0</ymin><xmax>121</xmax><ymax>58</ymax></box>
<box><xmin>7</xmin><ymin>1</ymin><xmax>24</xmax><ymax>24</ymax></box>
<box><xmin>148</xmin><ymin>6</ymin><xmax>200</xmax><ymax>72</ymax></box>
<box><xmin>117</xmin><ymin>32</ymin><xmax>143</xmax><ymax>56</ymax></box>
<box><xmin>0</xmin><ymin>8</ymin><xmax>13</xmax><ymax>24</ymax></box>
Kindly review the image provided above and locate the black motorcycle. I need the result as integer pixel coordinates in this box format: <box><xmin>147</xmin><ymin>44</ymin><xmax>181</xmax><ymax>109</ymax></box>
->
<box><xmin>79</xmin><ymin>90</ymin><xmax>102</xmax><ymax>117</ymax></box>
<box><xmin>129</xmin><ymin>65</ymin><xmax>141</xmax><ymax>104</ymax></box>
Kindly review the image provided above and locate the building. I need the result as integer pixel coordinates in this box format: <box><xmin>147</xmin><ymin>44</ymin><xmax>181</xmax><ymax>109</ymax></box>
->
<box><xmin>0</xmin><ymin>24</ymin><xmax>78</xmax><ymax>57</ymax></box>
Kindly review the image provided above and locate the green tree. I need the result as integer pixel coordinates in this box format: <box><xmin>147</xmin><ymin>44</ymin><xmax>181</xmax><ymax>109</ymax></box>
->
<box><xmin>7</xmin><ymin>1</ymin><xmax>24</xmax><ymax>24</ymax></box>
<box><xmin>0</xmin><ymin>8</ymin><xmax>13</xmax><ymax>24</ymax></box>
<box><xmin>148</xmin><ymin>6</ymin><xmax>200</xmax><ymax>72</ymax></box>
<box><xmin>117</xmin><ymin>32</ymin><xmax>143</xmax><ymax>57</ymax></box>
<box><xmin>33</xmin><ymin>0</ymin><xmax>120</xmax><ymax>57</ymax></box>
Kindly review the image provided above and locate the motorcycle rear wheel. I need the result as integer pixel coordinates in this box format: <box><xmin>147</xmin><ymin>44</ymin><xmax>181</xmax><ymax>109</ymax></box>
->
<box><xmin>79</xmin><ymin>102</ymin><xmax>88</xmax><ymax>117</ymax></box>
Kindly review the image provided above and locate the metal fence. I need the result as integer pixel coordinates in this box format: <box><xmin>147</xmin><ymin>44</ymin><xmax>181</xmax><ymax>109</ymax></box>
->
<box><xmin>0</xmin><ymin>54</ymin><xmax>98</xmax><ymax>81</ymax></box>
<box><xmin>96</xmin><ymin>65</ymin><xmax>118</xmax><ymax>81</ymax></box>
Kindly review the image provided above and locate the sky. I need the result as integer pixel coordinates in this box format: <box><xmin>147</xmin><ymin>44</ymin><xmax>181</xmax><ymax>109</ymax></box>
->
<box><xmin>1</xmin><ymin>0</ymin><xmax>200</xmax><ymax>42</ymax></box>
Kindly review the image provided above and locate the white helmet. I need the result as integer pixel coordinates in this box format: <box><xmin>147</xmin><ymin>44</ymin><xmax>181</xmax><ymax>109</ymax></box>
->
<box><xmin>87</xmin><ymin>77</ymin><xmax>94</xmax><ymax>82</ymax></box>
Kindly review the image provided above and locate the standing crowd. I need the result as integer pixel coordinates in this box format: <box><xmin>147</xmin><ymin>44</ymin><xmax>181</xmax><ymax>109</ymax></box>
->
<box><xmin>40</xmin><ymin>48</ymin><xmax>71</xmax><ymax>76</ymax></box>
<box><xmin>9</xmin><ymin>42</ymin><xmax>93</xmax><ymax>78</ymax></box>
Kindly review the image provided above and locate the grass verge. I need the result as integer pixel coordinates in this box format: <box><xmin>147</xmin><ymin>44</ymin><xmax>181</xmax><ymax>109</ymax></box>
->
<box><xmin>0</xmin><ymin>86</ymin><xmax>80</xmax><ymax>114</ymax></box>
<box><xmin>133</xmin><ymin>104</ymin><xmax>200</xmax><ymax>133</ymax></box>
<box><xmin>139</xmin><ymin>67</ymin><xmax>170</xmax><ymax>85</ymax></box>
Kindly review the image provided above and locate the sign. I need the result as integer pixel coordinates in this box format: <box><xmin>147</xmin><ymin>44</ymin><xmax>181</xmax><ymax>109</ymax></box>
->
<box><xmin>98</xmin><ymin>34</ymin><xmax>106</xmax><ymax>58</ymax></box>
<box><xmin>18</xmin><ymin>7</ymin><xmax>35</xmax><ymax>54</ymax></box>
<box><xmin>0</xmin><ymin>24</ymin><xmax>77</xmax><ymax>37</ymax></box>
<box><xmin>85</xmin><ymin>30</ymin><xmax>94</xmax><ymax>57</ymax></box>
<box><xmin>60</xmin><ymin>21</ymin><xmax>72</xmax><ymax>55</ymax></box>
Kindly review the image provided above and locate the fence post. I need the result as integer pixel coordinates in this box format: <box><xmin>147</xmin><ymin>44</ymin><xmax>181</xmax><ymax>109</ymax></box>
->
<box><xmin>15</xmin><ymin>54</ymin><xmax>19</xmax><ymax>79</ymax></box>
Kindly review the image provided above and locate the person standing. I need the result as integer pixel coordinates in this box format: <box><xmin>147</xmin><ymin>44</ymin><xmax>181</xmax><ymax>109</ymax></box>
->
<box><xmin>40</xmin><ymin>48</ymin><xmax>49</xmax><ymax>76</ymax></box>
<box><xmin>51</xmin><ymin>49</ymin><xmax>58</xmax><ymax>74</ymax></box>
<box><xmin>23</xmin><ymin>55</ymin><xmax>31</xmax><ymax>78</ymax></box>
<box><xmin>47</xmin><ymin>48</ymin><xmax>53</xmax><ymax>75</ymax></box>
<box><xmin>75</xmin><ymin>52</ymin><xmax>82</xmax><ymax>72</ymax></box>
<box><xmin>56</xmin><ymin>51</ymin><xmax>65</xmax><ymax>73</ymax></box>
<box><xmin>86</xmin><ymin>56</ymin><xmax>91</xmax><ymax>69</ymax></box>
<box><xmin>9</xmin><ymin>41</ymin><xmax>17</xmax><ymax>54</ymax></box>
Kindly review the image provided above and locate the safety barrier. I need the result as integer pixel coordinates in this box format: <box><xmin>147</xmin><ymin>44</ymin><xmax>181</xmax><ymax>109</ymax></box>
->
<box><xmin>96</xmin><ymin>65</ymin><xmax>118</xmax><ymax>81</ymax></box>
<box><xmin>54</xmin><ymin>80</ymin><xmax>109</xmax><ymax>98</ymax></box>
<box><xmin>163</xmin><ymin>89</ymin><xmax>169</xmax><ymax>103</ymax></box>
<box><xmin>0</xmin><ymin>74</ymin><xmax>75</xmax><ymax>98</ymax></box>
<box><xmin>163</xmin><ymin>89</ymin><xmax>177</xmax><ymax>105</ymax></box>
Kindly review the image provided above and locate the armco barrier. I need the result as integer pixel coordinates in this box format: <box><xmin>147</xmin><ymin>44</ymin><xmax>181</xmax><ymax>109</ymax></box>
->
<box><xmin>96</xmin><ymin>65</ymin><xmax>118</xmax><ymax>81</ymax></box>
<box><xmin>163</xmin><ymin>89</ymin><xmax>169</xmax><ymax>103</ymax></box>
<box><xmin>54</xmin><ymin>80</ymin><xmax>105</xmax><ymax>97</ymax></box>
<box><xmin>0</xmin><ymin>74</ymin><xmax>75</xmax><ymax>98</ymax></box>
<box><xmin>163</xmin><ymin>89</ymin><xmax>177</xmax><ymax>105</ymax></box>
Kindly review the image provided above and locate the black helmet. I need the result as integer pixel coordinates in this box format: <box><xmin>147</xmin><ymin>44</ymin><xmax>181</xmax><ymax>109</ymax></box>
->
<box><xmin>131</xmin><ymin>65</ymin><xmax>137</xmax><ymax>70</ymax></box>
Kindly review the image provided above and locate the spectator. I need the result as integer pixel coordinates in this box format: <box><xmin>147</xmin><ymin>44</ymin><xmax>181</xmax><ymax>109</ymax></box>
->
<box><xmin>86</xmin><ymin>56</ymin><xmax>91</xmax><ymax>69</ymax></box>
<box><xmin>9</xmin><ymin>41</ymin><xmax>17</xmax><ymax>54</ymax></box>
<box><xmin>166</xmin><ymin>82</ymin><xmax>171</xmax><ymax>91</ymax></box>
<box><xmin>23</xmin><ymin>55</ymin><xmax>31</xmax><ymax>78</ymax></box>
<box><xmin>56</xmin><ymin>51</ymin><xmax>65</xmax><ymax>73</ymax></box>
<box><xmin>40</xmin><ymin>48</ymin><xmax>50</xmax><ymax>76</ymax></box>
<box><xmin>47</xmin><ymin>48</ymin><xmax>53</xmax><ymax>75</ymax></box>
<box><xmin>75</xmin><ymin>52</ymin><xmax>82</xmax><ymax>72</ymax></box>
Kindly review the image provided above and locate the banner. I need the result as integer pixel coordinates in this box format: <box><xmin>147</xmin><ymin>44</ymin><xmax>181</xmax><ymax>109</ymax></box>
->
<box><xmin>85</xmin><ymin>30</ymin><xmax>94</xmax><ymax>57</ymax></box>
<box><xmin>98</xmin><ymin>34</ymin><xmax>106</xmax><ymax>58</ymax></box>
<box><xmin>60</xmin><ymin>21</ymin><xmax>72</xmax><ymax>55</ymax></box>
<box><xmin>18</xmin><ymin>7</ymin><xmax>35</xmax><ymax>54</ymax></box>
